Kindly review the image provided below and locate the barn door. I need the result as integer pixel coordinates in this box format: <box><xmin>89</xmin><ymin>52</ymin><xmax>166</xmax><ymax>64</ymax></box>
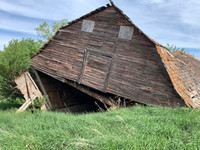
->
<box><xmin>79</xmin><ymin>50</ymin><xmax>113</xmax><ymax>92</ymax></box>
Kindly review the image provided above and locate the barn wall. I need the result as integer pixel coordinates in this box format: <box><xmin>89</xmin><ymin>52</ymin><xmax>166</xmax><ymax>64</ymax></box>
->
<box><xmin>32</xmin><ymin>6</ymin><xmax>185</xmax><ymax>107</ymax></box>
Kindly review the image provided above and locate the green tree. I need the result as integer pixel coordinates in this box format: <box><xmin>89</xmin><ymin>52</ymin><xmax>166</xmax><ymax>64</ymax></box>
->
<box><xmin>166</xmin><ymin>43</ymin><xmax>194</xmax><ymax>57</ymax></box>
<box><xmin>0</xmin><ymin>38</ymin><xmax>41</xmax><ymax>79</ymax></box>
<box><xmin>35</xmin><ymin>19</ymin><xmax>69</xmax><ymax>42</ymax></box>
<box><xmin>0</xmin><ymin>38</ymin><xmax>41</xmax><ymax>97</ymax></box>
<box><xmin>0</xmin><ymin>19</ymin><xmax>69</xmax><ymax>98</ymax></box>
<box><xmin>166</xmin><ymin>43</ymin><xmax>185</xmax><ymax>52</ymax></box>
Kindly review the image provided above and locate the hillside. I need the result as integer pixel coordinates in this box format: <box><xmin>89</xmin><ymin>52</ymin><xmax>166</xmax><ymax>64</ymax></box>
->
<box><xmin>0</xmin><ymin>103</ymin><xmax>199</xmax><ymax>150</ymax></box>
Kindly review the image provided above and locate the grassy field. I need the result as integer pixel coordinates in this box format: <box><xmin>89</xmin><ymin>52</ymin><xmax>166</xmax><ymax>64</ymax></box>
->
<box><xmin>0</xmin><ymin>100</ymin><xmax>200</xmax><ymax>150</ymax></box>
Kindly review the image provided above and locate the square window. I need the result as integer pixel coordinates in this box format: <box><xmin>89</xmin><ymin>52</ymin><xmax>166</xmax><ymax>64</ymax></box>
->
<box><xmin>81</xmin><ymin>20</ymin><xmax>95</xmax><ymax>32</ymax></box>
<box><xmin>118</xmin><ymin>26</ymin><xmax>134</xmax><ymax>40</ymax></box>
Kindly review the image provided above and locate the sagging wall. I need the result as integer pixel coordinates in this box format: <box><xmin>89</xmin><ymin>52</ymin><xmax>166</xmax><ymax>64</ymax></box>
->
<box><xmin>36</xmin><ymin>71</ymin><xmax>105</xmax><ymax>112</ymax></box>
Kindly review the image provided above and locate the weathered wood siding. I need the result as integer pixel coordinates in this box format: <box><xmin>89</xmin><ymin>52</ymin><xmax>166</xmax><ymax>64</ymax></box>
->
<box><xmin>79</xmin><ymin>51</ymin><xmax>112</xmax><ymax>91</ymax></box>
<box><xmin>32</xmin><ymin>6</ymin><xmax>185</xmax><ymax>107</ymax></box>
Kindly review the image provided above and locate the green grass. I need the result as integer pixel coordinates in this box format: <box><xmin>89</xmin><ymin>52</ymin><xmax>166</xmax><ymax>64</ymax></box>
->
<box><xmin>0</xmin><ymin>101</ymin><xmax>200</xmax><ymax>150</ymax></box>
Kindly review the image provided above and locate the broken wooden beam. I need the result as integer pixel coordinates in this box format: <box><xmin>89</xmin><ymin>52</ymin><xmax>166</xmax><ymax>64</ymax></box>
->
<box><xmin>15</xmin><ymin>72</ymin><xmax>43</xmax><ymax>112</ymax></box>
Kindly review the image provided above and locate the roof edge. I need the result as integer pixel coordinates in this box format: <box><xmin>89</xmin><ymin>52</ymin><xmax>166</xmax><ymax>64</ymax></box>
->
<box><xmin>32</xmin><ymin>4</ymin><xmax>111</xmax><ymax>59</ymax></box>
<box><xmin>111</xmin><ymin>4</ymin><xmax>167</xmax><ymax>49</ymax></box>
<box><xmin>32</xmin><ymin>3</ymin><xmax>168</xmax><ymax>59</ymax></box>
<box><xmin>172</xmin><ymin>51</ymin><xmax>200</xmax><ymax>63</ymax></box>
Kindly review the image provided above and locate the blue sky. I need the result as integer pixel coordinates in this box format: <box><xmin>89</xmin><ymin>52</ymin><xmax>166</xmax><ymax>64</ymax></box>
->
<box><xmin>0</xmin><ymin>0</ymin><xmax>199</xmax><ymax>60</ymax></box>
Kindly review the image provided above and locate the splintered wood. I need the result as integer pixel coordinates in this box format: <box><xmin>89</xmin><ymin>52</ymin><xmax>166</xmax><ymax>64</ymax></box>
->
<box><xmin>14</xmin><ymin>72</ymin><xmax>43</xmax><ymax>112</ymax></box>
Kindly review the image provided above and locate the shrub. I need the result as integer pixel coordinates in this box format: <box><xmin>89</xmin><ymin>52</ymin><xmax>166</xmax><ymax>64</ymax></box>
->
<box><xmin>0</xmin><ymin>19</ymin><xmax>69</xmax><ymax>99</ymax></box>
<box><xmin>0</xmin><ymin>38</ymin><xmax>41</xmax><ymax>98</ymax></box>
<box><xmin>35</xmin><ymin>19</ymin><xmax>69</xmax><ymax>41</ymax></box>
<box><xmin>166</xmin><ymin>43</ymin><xmax>185</xmax><ymax>52</ymax></box>
<box><xmin>34</xmin><ymin>96</ymin><xmax>46</xmax><ymax>108</ymax></box>
<box><xmin>0</xmin><ymin>38</ymin><xmax>41</xmax><ymax>80</ymax></box>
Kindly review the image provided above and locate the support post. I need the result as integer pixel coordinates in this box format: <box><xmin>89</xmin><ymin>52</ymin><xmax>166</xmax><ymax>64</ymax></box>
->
<box><xmin>24</xmin><ymin>73</ymin><xmax>35</xmax><ymax>112</ymax></box>
<box><xmin>31</xmin><ymin>67</ymin><xmax>52</xmax><ymax>109</ymax></box>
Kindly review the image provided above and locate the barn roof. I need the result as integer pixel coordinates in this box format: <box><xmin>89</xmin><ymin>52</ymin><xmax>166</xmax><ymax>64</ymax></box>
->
<box><xmin>172</xmin><ymin>51</ymin><xmax>200</xmax><ymax>76</ymax></box>
<box><xmin>34</xmin><ymin>3</ymin><xmax>164</xmax><ymax>57</ymax></box>
<box><xmin>156</xmin><ymin>46</ymin><xmax>200</xmax><ymax>108</ymax></box>
<box><xmin>32</xmin><ymin>3</ymin><xmax>200</xmax><ymax>108</ymax></box>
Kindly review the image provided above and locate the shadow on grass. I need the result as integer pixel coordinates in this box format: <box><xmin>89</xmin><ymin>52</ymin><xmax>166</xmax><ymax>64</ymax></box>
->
<box><xmin>0</xmin><ymin>100</ymin><xmax>21</xmax><ymax>111</ymax></box>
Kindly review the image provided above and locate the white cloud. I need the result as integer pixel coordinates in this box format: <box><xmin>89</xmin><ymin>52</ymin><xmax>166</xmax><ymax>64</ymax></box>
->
<box><xmin>116</xmin><ymin>0</ymin><xmax>200</xmax><ymax>48</ymax></box>
<box><xmin>0</xmin><ymin>1</ymin><xmax>31</xmax><ymax>16</ymax></box>
<box><xmin>0</xmin><ymin>0</ymin><xmax>108</xmax><ymax>20</ymax></box>
<box><xmin>0</xmin><ymin>0</ymin><xmax>109</xmax><ymax>37</ymax></box>
<box><xmin>0</xmin><ymin>15</ymin><xmax>37</xmax><ymax>34</ymax></box>
<box><xmin>0</xmin><ymin>0</ymin><xmax>199</xmax><ymax>55</ymax></box>
<box><xmin>146</xmin><ymin>0</ymin><xmax>166</xmax><ymax>3</ymax></box>
<box><xmin>180</xmin><ymin>1</ymin><xmax>200</xmax><ymax>28</ymax></box>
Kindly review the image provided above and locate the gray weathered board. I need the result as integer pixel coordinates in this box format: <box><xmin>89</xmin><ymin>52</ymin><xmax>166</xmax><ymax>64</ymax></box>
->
<box><xmin>14</xmin><ymin>72</ymin><xmax>43</xmax><ymax>112</ymax></box>
<box><xmin>79</xmin><ymin>50</ymin><xmax>113</xmax><ymax>92</ymax></box>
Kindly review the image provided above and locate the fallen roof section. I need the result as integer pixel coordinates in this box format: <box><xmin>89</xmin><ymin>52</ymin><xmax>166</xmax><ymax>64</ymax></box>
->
<box><xmin>156</xmin><ymin>46</ymin><xmax>200</xmax><ymax>108</ymax></box>
<box><xmin>172</xmin><ymin>51</ymin><xmax>200</xmax><ymax>79</ymax></box>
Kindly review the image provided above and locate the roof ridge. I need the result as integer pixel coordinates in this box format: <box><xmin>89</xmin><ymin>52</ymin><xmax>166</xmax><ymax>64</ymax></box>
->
<box><xmin>33</xmin><ymin>3</ymin><xmax>167</xmax><ymax>58</ymax></box>
<box><xmin>60</xmin><ymin>5</ymin><xmax>110</xmax><ymax>30</ymax></box>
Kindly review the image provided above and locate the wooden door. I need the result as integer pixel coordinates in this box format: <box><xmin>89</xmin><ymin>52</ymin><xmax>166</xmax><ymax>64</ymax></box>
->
<box><xmin>79</xmin><ymin>50</ymin><xmax>113</xmax><ymax>92</ymax></box>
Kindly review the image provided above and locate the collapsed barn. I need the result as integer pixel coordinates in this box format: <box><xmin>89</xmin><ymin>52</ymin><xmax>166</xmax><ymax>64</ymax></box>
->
<box><xmin>19</xmin><ymin>3</ymin><xmax>199</xmax><ymax>112</ymax></box>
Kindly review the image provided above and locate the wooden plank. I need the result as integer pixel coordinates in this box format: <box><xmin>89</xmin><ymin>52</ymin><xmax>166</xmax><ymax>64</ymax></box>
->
<box><xmin>15</xmin><ymin>72</ymin><xmax>43</xmax><ymax>112</ymax></box>
<box><xmin>33</xmin><ymin>57</ymin><xmax>82</xmax><ymax>79</ymax></box>
<box><xmin>79</xmin><ymin>50</ymin><xmax>113</xmax><ymax>92</ymax></box>
<box><xmin>104</xmin><ymin>56</ymin><xmax>114</xmax><ymax>92</ymax></box>
<box><xmin>31</xmin><ymin>67</ymin><xmax>52</xmax><ymax>109</ymax></box>
<box><xmin>16</xmin><ymin>100</ymin><xmax>32</xmax><ymax>113</ymax></box>
<box><xmin>24</xmin><ymin>73</ymin><xmax>35</xmax><ymax>110</ymax></box>
<box><xmin>78</xmin><ymin>49</ymin><xmax>88</xmax><ymax>84</ymax></box>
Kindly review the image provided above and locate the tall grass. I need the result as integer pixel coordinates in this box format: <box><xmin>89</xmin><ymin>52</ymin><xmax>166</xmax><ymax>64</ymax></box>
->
<box><xmin>0</xmin><ymin>105</ymin><xmax>200</xmax><ymax>150</ymax></box>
